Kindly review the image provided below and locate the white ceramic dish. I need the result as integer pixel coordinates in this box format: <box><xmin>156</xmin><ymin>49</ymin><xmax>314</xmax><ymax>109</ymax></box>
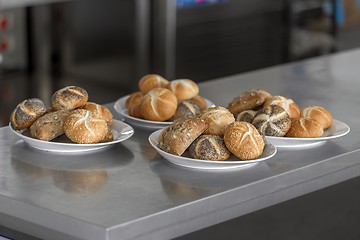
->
<box><xmin>9</xmin><ymin>119</ymin><xmax>134</xmax><ymax>153</ymax></box>
<box><xmin>114</xmin><ymin>95</ymin><xmax>215</xmax><ymax>130</ymax></box>
<box><xmin>148</xmin><ymin>129</ymin><xmax>277</xmax><ymax>170</ymax></box>
<box><xmin>266</xmin><ymin>119</ymin><xmax>350</xmax><ymax>148</ymax></box>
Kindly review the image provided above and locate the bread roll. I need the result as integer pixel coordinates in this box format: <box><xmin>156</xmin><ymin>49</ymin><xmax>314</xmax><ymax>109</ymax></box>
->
<box><xmin>223</xmin><ymin>121</ymin><xmax>265</xmax><ymax>160</ymax></box>
<box><xmin>264</xmin><ymin>96</ymin><xmax>300</xmax><ymax>119</ymax></box>
<box><xmin>125</xmin><ymin>92</ymin><xmax>143</xmax><ymax>110</ymax></box>
<box><xmin>64</xmin><ymin>109</ymin><xmax>108</xmax><ymax>144</ymax></box>
<box><xmin>166</xmin><ymin>79</ymin><xmax>199</xmax><ymax>101</ymax></box>
<box><xmin>236</xmin><ymin>110</ymin><xmax>257</xmax><ymax>123</ymax></box>
<box><xmin>138</xmin><ymin>74</ymin><xmax>169</xmax><ymax>94</ymax></box>
<box><xmin>190</xmin><ymin>95</ymin><xmax>207</xmax><ymax>110</ymax></box>
<box><xmin>100</xmin><ymin>127</ymin><xmax>114</xmax><ymax>143</ymax></box>
<box><xmin>141</xmin><ymin>88</ymin><xmax>177</xmax><ymax>121</ymax></box>
<box><xmin>189</xmin><ymin>135</ymin><xmax>230</xmax><ymax>161</ymax></box>
<box><xmin>81</xmin><ymin>102</ymin><xmax>113</xmax><ymax>125</ymax></box>
<box><xmin>252</xmin><ymin>105</ymin><xmax>291</xmax><ymax>137</ymax></box>
<box><xmin>52</xmin><ymin>86</ymin><xmax>88</xmax><ymax>111</ymax></box>
<box><xmin>158</xmin><ymin>117</ymin><xmax>208</xmax><ymax>156</ymax></box>
<box><xmin>286</xmin><ymin>117</ymin><xmax>324</xmax><ymax>138</ymax></box>
<box><xmin>227</xmin><ymin>89</ymin><xmax>271</xmax><ymax>115</ymax></box>
<box><xmin>198</xmin><ymin>106</ymin><xmax>235</xmax><ymax>136</ymax></box>
<box><xmin>128</xmin><ymin>103</ymin><xmax>143</xmax><ymax>119</ymax></box>
<box><xmin>171</xmin><ymin>100</ymin><xmax>201</xmax><ymax>121</ymax></box>
<box><xmin>300</xmin><ymin>106</ymin><xmax>333</xmax><ymax>129</ymax></box>
<box><xmin>10</xmin><ymin>98</ymin><xmax>47</xmax><ymax>130</ymax></box>
<box><xmin>30</xmin><ymin>110</ymin><xmax>70</xmax><ymax>141</ymax></box>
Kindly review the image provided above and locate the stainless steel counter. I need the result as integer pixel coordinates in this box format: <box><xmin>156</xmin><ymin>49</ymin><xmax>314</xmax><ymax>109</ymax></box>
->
<box><xmin>1</xmin><ymin>49</ymin><xmax>360</xmax><ymax>240</ymax></box>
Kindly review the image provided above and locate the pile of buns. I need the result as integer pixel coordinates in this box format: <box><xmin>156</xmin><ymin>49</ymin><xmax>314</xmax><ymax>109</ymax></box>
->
<box><xmin>227</xmin><ymin>89</ymin><xmax>333</xmax><ymax>138</ymax></box>
<box><xmin>125</xmin><ymin>74</ymin><xmax>208</xmax><ymax>121</ymax></box>
<box><xmin>10</xmin><ymin>86</ymin><xmax>113</xmax><ymax>144</ymax></box>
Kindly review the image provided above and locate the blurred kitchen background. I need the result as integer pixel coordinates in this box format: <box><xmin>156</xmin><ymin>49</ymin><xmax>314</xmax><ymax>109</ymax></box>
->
<box><xmin>1</xmin><ymin>0</ymin><xmax>360</xmax><ymax>126</ymax></box>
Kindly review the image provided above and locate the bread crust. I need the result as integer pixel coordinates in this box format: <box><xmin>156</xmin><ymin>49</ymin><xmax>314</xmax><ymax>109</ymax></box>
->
<box><xmin>301</xmin><ymin>106</ymin><xmax>333</xmax><ymax>129</ymax></box>
<box><xmin>189</xmin><ymin>135</ymin><xmax>230</xmax><ymax>161</ymax></box>
<box><xmin>198</xmin><ymin>106</ymin><xmax>235</xmax><ymax>136</ymax></box>
<box><xmin>138</xmin><ymin>74</ymin><xmax>169</xmax><ymax>94</ymax></box>
<box><xmin>236</xmin><ymin>110</ymin><xmax>257</xmax><ymax>123</ymax></box>
<box><xmin>264</xmin><ymin>96</ymin><xmax>300</xmax><ymax>119</ymax></box>
<box><xmin>224</xmin><ymin>121</ymin><xmax>265</xmax><ymax>160</ymax></box>
<box><xmin>190</xmin><ymin>95</ymin><xmax>207</xmax><ymax>110</ymax></box>
<box><xmin>158</xmin><ymin>117</ymin><xmax>208</xmax><ymax>156</ymax></box>
<box><xmin>81</xmin><ymin>102</ymin><xmax>113</xmax><ymax>125</ymax></box>
<box><xmin>52</xmin><ymin>86</ymin><xmax>88</xmax><ymax>111</ymax></box>
<box><xmin>171</xmin><ymin>100</ymin><xmax>201</xmax><ymax>121</ymax></box>
<box><xmin>125</xmin><ymin>92</ymin><xmax>143</xmax><ymax>110</ymax></box>
<box><xmin>167</xmin><ymin>79</ymin><xmax>199</xmax><ymax>101</ymax></box>
<box><xmin>10</xmin><ymin>98</ymin><xmax>47</xmax><ymax>130</ymax></box>
<box><xmin>286</xmin><ymin>117</ymin><xmax>324</xmax><ymax>138</ymax></box>
<box><xmin>227</xmin><ymin>89</ymin><xmax>271</xmax><ymax>115</ymax></box>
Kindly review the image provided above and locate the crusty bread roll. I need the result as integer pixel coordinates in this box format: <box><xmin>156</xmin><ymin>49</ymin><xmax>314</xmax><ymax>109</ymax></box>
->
<box><xmin>189</xmin><ymin>135</ymin><xmax>230</xmax><ymax>161</ymax></box>
<box><xmin>52</xmin><ymin>86</ymin><xmax>88</xmax><ymax>111</ymax></box>
<box><xmin>252</xmin><ymin>105</ymin><xmax>291</xmax><ymax>137</ymax></box>
<box><xmin>171</xmin><ymin>100</ymin><xmax>201</xmax><ymax>121</ymax></box>
<box><xmin>30</xmin><ymin>110</ymin><xmax>70</xmax><ymax>141</ymax></box>
<box><xmin>125</xmin><ymin>92</ymin><xmax>144</xmax><ymax>110</ymax></box>
<box><xmin>286</xmin><ymin>117</ymin><xmax>324</xmax><ymax>138</ymax></box>
<box><xmin>190</xmin><ymin>95</ymin><xmax>207</xmax><ymax>110</ymax></box>
<box><xmin>64</xmin><ymin>109</ymin><xmax>108</xmax><ymax>144</ymax></box>
<box><xmin>264</xmin><ymin>96</ymin><xmax>300</xmax><ymax>119</ymax></box>
<box><xmin>158</xmin><ymin>117</ymin><xmax>208</xmax><ymax>156</ymax></box>
<box><xmin>236</xmin><ymin>110</ymin><xmax>257</xmax><ymax>123</ymax></box>
<box><xmin>141</xmin><ymin>88</ymin><xmax>178</xmax><ymax>121</ymax></box>
<box><xmin>81</xmin><ymin>102</ymin><xmax>113</xmax><ymax>125</ymax></box>
<box><xmin>128</xmin><ymin>103</ymin><xmax>143</xmax><ymax>119</ymax></box>
<box><xmin>227</xmin><ymin>89</ymin><xmax>271</xmax><ymax>115</ymax></box>
<box><xmin>223</xmin><ymin>121</ymin><xmax>265</xmax><ymax>160</ymax></box>
<box><xmin>166</xmin><ymin>79</ymin><xmax>199</xmax><ymax>101</ymax></box>
<box><xmin>10</xmin><ymin>98</ymin><xmax>47</xmax><ymax>130</ymax></box>
<box><xmin>300</xmin><ymin>106</ymin><xmax>333</xmax><ymax>129</ymax></box>
<box><xmin>138</xmin><ymin>74</ymin><xmax>169</xmax><ymax>94</ymax></box>
<box><xmin>100</xmin><ymin>127</ymin><xmax>114</xmax><ymax>143</ymax></box>
<box><xmin>198</xmin><ymin>106</ymin><xmax>235</xmax><ymax>136</ymax></box>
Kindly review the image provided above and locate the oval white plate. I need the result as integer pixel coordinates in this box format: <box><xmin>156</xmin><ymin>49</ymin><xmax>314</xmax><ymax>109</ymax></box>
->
<box><xmin>266</xmin><ymin>119</ymin><xmax>350</xmax><ymax>148</ymax></box>
<box><xmin>114</xmin><ymin>95</ymin><xmax>215</xmax><ymax>130</ymax></box>
<box><xmin>9</xmin><ymin>119</ymin><xmax>134</xmax><ymax>153</ymax></box>
<box><xmin>148</xmin><ymin>129</ymin><xmax>277</xmax><ymax>170</ymax></box>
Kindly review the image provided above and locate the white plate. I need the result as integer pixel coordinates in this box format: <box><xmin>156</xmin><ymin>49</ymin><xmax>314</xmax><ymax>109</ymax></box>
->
<box><xmin>266</xmin><ymin>119</ymin><xmax>350</xmax><ymax>148</ymax></box>
<box><xmin>148</xmin><ymin>129</ymin><xmax>277</xmax><ymax>170</ymax></box>
<box><xmin>9</xmin><ymin>119</ymin><xmax>134</xmax><ymax>153</ymax></box>
<box><xmin>114</xmin><ymin>95</ymin><xmax>215</xmax><ymax>130</ymax></box>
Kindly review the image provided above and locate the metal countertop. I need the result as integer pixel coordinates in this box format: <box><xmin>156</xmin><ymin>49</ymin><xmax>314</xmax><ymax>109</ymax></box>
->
<box><xmin>1</xmin><ymin>49</ymin><xmax>360</xmax><ymax>240</ymax></box>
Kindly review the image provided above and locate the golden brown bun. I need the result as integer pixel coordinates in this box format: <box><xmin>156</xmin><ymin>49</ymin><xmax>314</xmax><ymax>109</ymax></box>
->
<box><xmin>252</xmin><ymin>105</ymin><xmax>291</xmax><ymax>137</ymax></box>
<box><xmin>190</xmin><ymin>95</ymin><xmax>207</xmax><ymax>110</ymax></box>
<box><xmin>30</xmin><ymin>110</ymin><xmax>71</xmax><ymax>141</ymax></box>
<box><xmin>100</xmin><ymin>127</ymin><xmax>114</xmax><ymax>143</ymax></box>
<box><xmin>227</xmin><ymin>89</ymin><xmax>271</xmax><ymax>115</ymax></box>
<box><xmin>166</xmin><ymin>79</ymin><xmax>199</xmax><ymax>101</ymax></box>
<box><xmin>236</xmin><ymin>110</ymin><xmax>257</xmax><ymax>123</ymax></box>
<box><xmin>158</xmin><ymin>117</ymin><xmax>208</xmax><ymax>156</ymax></box>
<box><xmin>264</xmin><ymin>96</ymin><xmax>300</xmax><ymax>119</ymax></box>
<box><xmin>286</xmin><ymin>117</ymin><xmax>324</xmax><ymax>138</ymax></box>
<box><xmin>81</xmin><ymin>102</ymin><xmax>113</xmax><ymax>125</ymax></box>
<box><xmin>198</xmin><ymin>106</ymin><xmax>235</xmax><ymax>136</ymax></box>
<box><xmin>128</xmin><ymin>103</ymin><xmax>143</xmax><ymax>119</ymax></box>
<box><xmin>224</xmin><ymin>121</ymin><xmax>265</xmax><ymax>160</ymax></box>
<box><xmin>300</xmin><ymin>106</ymin><xmax>333</xmax><ymax>129</ymax></box>
<box><xmin>64</xmin><ymin>109</ymin><xmax>108</xmax><ymax>144</ymax></box>
<box><xmin>138</xmin><ymin>74</ymin><xmax>169</xmax><ymax>94</ymax></box>
<box><xmin>189</xmin><ymin>135</ymin><xmax>230</xmax><ymax>161</ymax></box>
<box><xmin>10</xmin><ymin>98</ymin><xmax>47</xmax><ymax>130</ymax></box>
<box><xmin>171</xmin><ymin>100</ymin><xmax>202</xmax><ymax>121</ymax></box>
<box><xmin>125</xmin><ymin>92</ymin><xmax>144</xmax><ymax>110</ymax></box>
<box><xmin>52</xmin><ymin>86</ymin><xmax>88</xmax><ymax>111</ymax></box>
<box><xmin>141</xmin><ymin>88</ymin><xmax>178</xmax><ymax>121</ymax></box>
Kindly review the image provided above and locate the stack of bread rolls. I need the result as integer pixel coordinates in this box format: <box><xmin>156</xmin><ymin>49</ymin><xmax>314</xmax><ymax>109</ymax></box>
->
<box><xmin>227</xmin><ymin>89</ymin><xmax>333</xmax><ymax>138</ymax></box>
<box><xmin>125</xmin><ymin>74</ymin><xmax>209</xmax><ymax>122</ymax></box>
<box><xmin>10</xmin><ymin>86</ymin><xmax>113</xmax><ymax>144</ymax></box>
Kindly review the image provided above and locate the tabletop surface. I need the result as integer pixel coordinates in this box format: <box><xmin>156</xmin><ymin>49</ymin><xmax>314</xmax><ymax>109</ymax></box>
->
<box><xmin>1</xmin><ymin>49</ymin><xmax>360</xmax><ymax>240</ymax></box>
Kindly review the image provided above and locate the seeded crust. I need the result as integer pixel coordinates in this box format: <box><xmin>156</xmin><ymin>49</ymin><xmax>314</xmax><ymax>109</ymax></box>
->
<box><xmin>300</xmin><ymin>106</ymin><xmax>333</xmax><ymax>129</ymax></box>
<box><xmin>286</xmin><ymin>117</ymin><xmax>324</xmax><ymax>138</ymax></box>
<box><xmin>10</xmin><ymin>98</ymin><xmax>47</xmax><ymax>130</ymax></box>
<box><xmin>189</xmin><ymin>135</ymin><xmax>230</xmax><ymax>161</ymax></box>
<box><xmin>264</xmin><ymin>95</ymin><xmax>300</xmax><ymax>119</ymax></box>
<box><xmin>236</xmin><ymin>110</ymin><xmax>257</xmax><ymax>123</ymax></box>
<box><xmin>52</xmin><ymin>86</ymin><xmax>88</xmax><ymax>111</ymax></box>
<box><xmin>223</xmin><ymin>121</ymin><xmax>264</xmax><ymax>160</ymax></box>
<box><xmin>30</xmin><ymin>110</ymin><xmax>71</xmax><ymax>141</ymax></box>
<box><xmin>158</xmin><ymin>117</ymin><xmax>208</xmax><ymax>156</ymax></box>
<box><xmin>227</xmin><ymin>89</ymin><xmax>271</xmax><ymax>115</ymax></box>
<box><xmin>252</xmin><ymin>105</ymin><xmax>291</xmax><ymax>137</ymax></box>
<box><xmin>171</xmin><ymin>100</ymin><xmax>201</xmax><ymax>121</ymax></box>
<box><xmin>81</xmin><ymin>102</ymin><xmax>113</xmax><ymax>125</ymax></box>
<box><xmin>198</xmin><ymin>106</ymin><xmax>235</xmax><ymax>136</ymax></box>
<box><xmin>64</xmin><ymin>109</ymin><xmax>108</xmax><ymax>144</ymax></box>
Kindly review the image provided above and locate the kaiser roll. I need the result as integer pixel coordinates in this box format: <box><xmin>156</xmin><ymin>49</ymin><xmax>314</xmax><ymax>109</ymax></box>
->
<box><xmin>236</xmin><ymin>110</ymin><xmax>257</xmax><ymax>123</ymax></box>
<box><xmin>198</xmin><ymin>106</ymin><xmax>235</xmax><ymax>136</ymax></box>
<box><xmin>300</xmin><ymin>106</ymin><xmax>333</xmax><ymax>129</ymax></box>
<box><xmin>189</xmin><ymin>135</ymin><xmax>230</xmax><ymax>161</ymax></box>
<box><xmin>138</xmin><ymin>74</ymin><xmax>169</xmax><ymax>94</ymax></box>
<box><xmin>10</xmin><ymin>98</ymin><xmax>47</xmax><ymax>130</ymax></box>
<box><xmin>166</xmin><ymin>79</ymin><xmax>199</xmax><ymax>101</ymax></box>
<box><xmin>264</xmin><ymin>95</ymin><xmax>300</xmax><ymax>119</ymax></box>
<box><xmin>286</xmin><ymin>117</ymin><xmax>324</xmax><ymax>138</ymax></box>
<box><xmin>81</xmin><ymin>102</ymin><xmax>113</xmax><ymax>125</ymax></box>
<box><xmin>227</xmin><ymin>89</ymin><xmax>271</xmax><ymax>115</ymax></box>
<box><xmin>171</xmin><ymin>100</ymin><xmax>202</xmax><ymax>121</ymax></box>
<box><xmin>190</xmin><ymin>95</ymin><xmax>208</xmax><ymax>110</ymax></box>
<box><xmin>52</xmin><ymin>86</ymin><xmax>88</xmax><ymax>111</ymax></box>
<box><xmin>125</xmin><ymin>92</ymin><xmax>144</xmax><ymax>110</ymax></box>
